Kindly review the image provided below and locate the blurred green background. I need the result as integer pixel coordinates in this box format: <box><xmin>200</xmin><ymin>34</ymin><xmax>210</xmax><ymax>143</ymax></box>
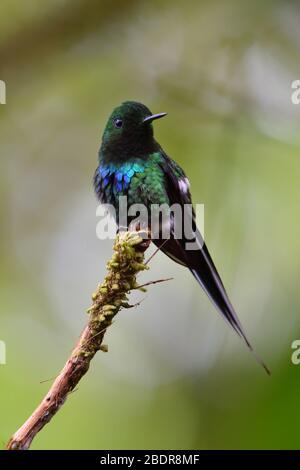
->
<box><xmin>1</xmin><ymin>0</ymin><xmax>300</xmax><ymax>450</ymax></box>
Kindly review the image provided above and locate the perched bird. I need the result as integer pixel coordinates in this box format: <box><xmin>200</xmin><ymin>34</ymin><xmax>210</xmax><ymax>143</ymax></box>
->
<box><xmin>94</xmin><ymin>101</ymin><xmax>269</xmax><ymax>374</ymax></box>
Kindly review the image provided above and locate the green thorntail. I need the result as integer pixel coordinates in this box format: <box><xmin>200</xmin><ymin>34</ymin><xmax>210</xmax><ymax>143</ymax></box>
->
<box><xmin>94</xmin><ymin>101</ymin><xmax>270</xmax><ymax>374</ymax></box>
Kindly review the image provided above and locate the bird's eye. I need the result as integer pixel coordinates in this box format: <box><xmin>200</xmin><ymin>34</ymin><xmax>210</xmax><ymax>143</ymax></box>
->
<box><xmin>113</xmin><ymin>118</ymin><xmax>123</xmax><ymax>129</ymax></box>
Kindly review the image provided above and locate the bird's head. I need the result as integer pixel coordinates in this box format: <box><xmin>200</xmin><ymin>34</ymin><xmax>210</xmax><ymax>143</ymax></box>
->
<box><xmin>100</xmin><ymin>101</ymin><xmax>167</xmax><ymax>161</ymax></box>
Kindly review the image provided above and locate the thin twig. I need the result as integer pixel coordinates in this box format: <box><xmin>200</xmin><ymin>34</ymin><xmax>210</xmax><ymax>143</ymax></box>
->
<box><xmin>144</xmin><ymin>239</ymin><xmax>168</xmax><ymax>265</ymax></box>
<box><xmin>135</xmin><ymin>277</ymin><xmax>173</xmax><ymax>290</ymax></box>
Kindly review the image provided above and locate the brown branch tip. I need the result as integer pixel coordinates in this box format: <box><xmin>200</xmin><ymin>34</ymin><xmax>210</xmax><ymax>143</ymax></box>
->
<box><xmin>6</xmin><ymin>231</ymin><xmax>155</xmax><ymax>450</ymax></box>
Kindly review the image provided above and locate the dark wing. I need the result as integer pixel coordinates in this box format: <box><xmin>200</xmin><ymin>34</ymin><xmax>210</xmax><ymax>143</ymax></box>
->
<box><xmin>154</xmin><ymin>153</ymin><xmax>270</xmax><ymax>374</ymax></box>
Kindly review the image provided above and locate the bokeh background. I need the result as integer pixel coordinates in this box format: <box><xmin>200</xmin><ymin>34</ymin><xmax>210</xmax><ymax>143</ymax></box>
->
<box><xmin>1</xmin><ymin>0</ymin><xmax>300</xmax><ymax>450</ymax></box>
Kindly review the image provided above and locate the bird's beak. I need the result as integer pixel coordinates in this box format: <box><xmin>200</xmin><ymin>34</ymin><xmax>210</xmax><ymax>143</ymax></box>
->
<box><xmin>143</xmin><ymin>112</ymin><xmax>167</xmax><ymax>123</ymax></box>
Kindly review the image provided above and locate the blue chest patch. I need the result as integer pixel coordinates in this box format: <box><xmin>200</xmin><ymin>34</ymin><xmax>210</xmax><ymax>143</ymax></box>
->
<box><xmin>97</xmin><ymin>161</ymin><xmax>145</xmax><ymax>193</ymax></box>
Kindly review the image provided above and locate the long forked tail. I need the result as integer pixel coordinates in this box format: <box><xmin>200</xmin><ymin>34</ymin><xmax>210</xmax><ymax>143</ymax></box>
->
<box><xmin>154</xmin><ymin>230</ymin><xmax>271</xmax><ymax>375</ymax></box>
<box><xmin>191</xmin><ymin>268</ymin><xmax>271</xmax><ymax>375</ymax></box>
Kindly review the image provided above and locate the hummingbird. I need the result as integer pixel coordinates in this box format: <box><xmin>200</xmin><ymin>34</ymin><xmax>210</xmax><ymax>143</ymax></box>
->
<box><xmin>94</xmin><ymin>101</ymin><xmax>270</xmax><ymax>374</ymax></box>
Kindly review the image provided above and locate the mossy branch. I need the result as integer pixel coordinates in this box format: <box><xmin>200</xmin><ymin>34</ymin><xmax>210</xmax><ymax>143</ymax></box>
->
<box><xmin>6</xmin><ymin>231</ymin><xmax>153</xmax><ymax>450</ymax></box>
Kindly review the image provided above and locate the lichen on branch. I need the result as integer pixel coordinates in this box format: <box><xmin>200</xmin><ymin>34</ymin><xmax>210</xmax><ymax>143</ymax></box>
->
<box><xmin>6</xmin><ymin>231</ymin><xmax>151</xmax><ymax>450</ymax></box>
<box><xmin>79</xmin><ymin>230</ymin><xmax>150</xmax><ymax>358</ymax></box>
